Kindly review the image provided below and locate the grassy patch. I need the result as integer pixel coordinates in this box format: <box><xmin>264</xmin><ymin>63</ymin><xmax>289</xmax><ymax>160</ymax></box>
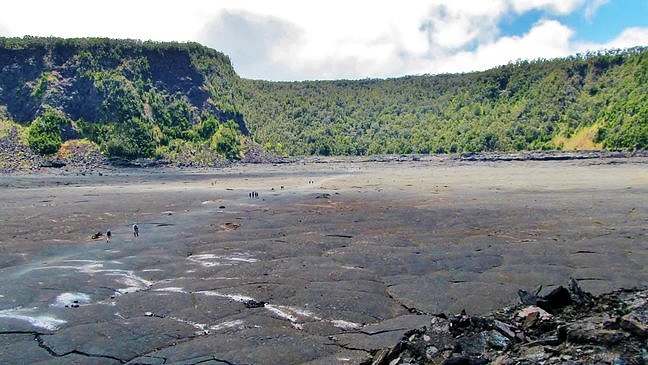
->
<box><xmin>0</xmin><ymin>118</ymin><xmax>23</xmax><ymax>139</ymax></box>
<box><xmin>163</xmin><ymin>140</ymin><xmax>227</xmax><ymax>166</ymax></box>
<box><xmin>552</xmin><ymin>124</ymin><xmax>603</xmax><ymax>150</ymax></box>
<box><xmin>58</xmin><ymin>139</ymin><xmax>101</xmax><ymax>160</ymax></box>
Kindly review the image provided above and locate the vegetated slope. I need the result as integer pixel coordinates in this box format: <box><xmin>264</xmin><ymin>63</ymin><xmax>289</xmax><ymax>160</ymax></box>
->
<box><xmin>236</xmin><ymin>47</ymin><xmax>647</xmax><ymax>156</ymax></box>
<box><xmin>0</xmin><ymin>36</ymin><xmax>247</xmax><ymax>161</ymax></box>
<box><xmin>0</xmin><ymin>37</ymin><xmax>645</xmax><ymax>162</ymax></box>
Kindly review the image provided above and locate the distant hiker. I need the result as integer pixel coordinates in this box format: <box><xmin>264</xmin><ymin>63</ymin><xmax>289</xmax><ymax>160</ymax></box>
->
<box><xmin>106</xmin><ymin>229</ymin><xmax>111</xmax><ymax>243</ymax></box>
<box><xmin>133</xmin><ymin>224</ymin><xmax>139</xmax><ymax>237</ymax></box>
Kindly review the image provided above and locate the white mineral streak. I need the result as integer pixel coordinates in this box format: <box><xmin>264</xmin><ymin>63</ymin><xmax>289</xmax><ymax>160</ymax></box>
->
<box><xmin>210</xmin><ymin>319</ymin><xmax>245</xmax><ymax>331</ymax></box>
<box><xmin>0</xmin><ymin>307</ymin><xmax>67</xmax><ymax>330</ymax></box>
<box><xmin>187</xmin><ymin>253</ymin><xmax>258</xmax><ymax>267</ymax></box>
<box><xmin>51</xmin><ymin>292</ymin><xmax>91</xmax><ymax>307</ymax></box>
<box><xmin>153</xmin><ymin>287</ymin><xmax>186</xmax><ymax>293</ymax></box>
<box><xmin>330</xmin><ymin>319</ymin><xmax>362</xmax><ymax>330</ymax></box>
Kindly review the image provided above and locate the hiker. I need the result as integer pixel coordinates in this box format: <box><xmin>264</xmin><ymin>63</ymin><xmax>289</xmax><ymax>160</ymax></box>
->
<box><xmin>106</xmin><ymin>229</ymin><xmax>111</xmax><ymax>243</ymax></box>
<box><xmin>133</xmin><ymin>223</ymin><xmax>139</xmax><ymax>237</ymax></box>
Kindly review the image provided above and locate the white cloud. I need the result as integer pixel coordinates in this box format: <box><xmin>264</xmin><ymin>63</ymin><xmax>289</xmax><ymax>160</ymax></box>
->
<box><xmin>0</xmin><ymin>0</ymin><xmax>644</xmax><ymax>80</ymax></box>
<box><xmin>576</xmin><ymin>27</ymin><xmax>648</xmax><ymax>51</ymax></box>
<box><xmin>584</xmin><ymin>0</ymin><xmax>610</xmax><ymax>20</ymax></box>
<box><xmin>195</xmin><ymin>0</ymin><xmax>517</xmax><ymax>79</ymax></box>
<box><xmin>420</xmin><ymin>2</ymin><xmax>507</xmax><ymax>50</ymax></box>
<box><xmin>0</xmin><ymin>0</ymin><xmax>202</xmax><ymax>41</ymax></box>
<box><xmin>509</xmin><ymin>0</ymin><xmax>586</xmax><ymax>14</ymax></box>
<box><xmin>195</xmin><ymin>0</ymin><xmax>630</xmax><ymax>80</ymax></box>
<box><xmin>197</xmin><ymin>0</ymin><xmax>437</xmax><ymax>80</ymax></box>
<box><xmin>0</xmin><ymin>22</ymin><xmax>9</xmax><ymax>36</ymax></box>
<box><xmin>198</xmin><ymin>11</ymin><xmax>303</xmax><ymax>80</ymax></box>
<box><xmin>432</xmin><ymin>19</ymin><xmax>574</xmax><ymax>74</ymax></box>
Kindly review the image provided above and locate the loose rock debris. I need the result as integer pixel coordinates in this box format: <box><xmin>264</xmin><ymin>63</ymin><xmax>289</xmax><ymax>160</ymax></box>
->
<box><xmin>219</xmin><ymin>222</ymin><xmax>241</xmax><ymax>231</ymax></box>
<box><xmin>365</xmin><ymin>279</ymin><xmax>648</xmax><ymax>365</ymax></box>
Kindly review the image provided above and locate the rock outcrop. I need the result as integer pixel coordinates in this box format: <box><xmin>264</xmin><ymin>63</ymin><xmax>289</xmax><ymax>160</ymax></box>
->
<box><xmin>0</xmin><ymin>126</ymin><xmax>106</xmax><ymax>173</ymax></box>
<box><xmin>366</xmin><ymin>279</ymin><xmax>647</xmax><ymax>365</ymax></box>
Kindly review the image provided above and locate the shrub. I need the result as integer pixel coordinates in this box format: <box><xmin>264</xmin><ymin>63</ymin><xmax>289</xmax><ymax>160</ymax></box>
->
<box><xmin>103</xmin><ymin>117</ymin><xmax>156</xmax><ymax>158</ymax></box>
<box><xmin>210</xmin><ymin>120</ymin><xmax>242</xmax><ymax>160</ymax></box>
<box><xmin>26</xmin><ymin>108</ymin><xmax>68</xmax><ymax>155</ymax></box>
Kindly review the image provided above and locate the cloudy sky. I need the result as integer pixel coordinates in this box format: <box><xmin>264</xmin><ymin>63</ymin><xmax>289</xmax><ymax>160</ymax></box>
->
<box><xmin>1</xmin><ymin>0</ymin><xmax>646</xmax><ymax>80</ymax></box>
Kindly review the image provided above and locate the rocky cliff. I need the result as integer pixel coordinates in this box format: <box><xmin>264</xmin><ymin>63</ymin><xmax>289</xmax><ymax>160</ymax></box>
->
<box><xmin>0</xmin><ymin>37</ymin><xmax>241</xmax><ymax>125</ymax></box>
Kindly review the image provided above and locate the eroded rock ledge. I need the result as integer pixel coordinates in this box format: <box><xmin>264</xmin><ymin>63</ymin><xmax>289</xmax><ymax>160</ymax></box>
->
<box><xmin>365</xmin><ymin>279</ymin><xmax>647</xmax><ymax>365</ymax></box>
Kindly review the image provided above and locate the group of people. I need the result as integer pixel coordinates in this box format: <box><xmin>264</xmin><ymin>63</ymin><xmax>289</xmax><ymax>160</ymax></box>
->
<box><xmin>103</xmin><ymin>223</ymin><xmax>139</xmax><ymax>243</ymax></box>
<box><xmin>248</xmin><ymin>191</ymin><xmax>259</xmax><ymax>198</ymax></box>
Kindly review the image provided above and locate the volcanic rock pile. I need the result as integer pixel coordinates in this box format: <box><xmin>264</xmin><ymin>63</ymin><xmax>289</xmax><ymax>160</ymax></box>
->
<box><xmin>0</xmin><ymin>127</ymin><xmax>45</xmax><ymax>173</ymax></box>
<box><xmin>367</xmin><ymin>279</ymin><xmax>647</xmax><ymax>365</ymax></box>
<box><xmin>0</xmin><ymin>127</ymin><xmax>106</xmax><ymax>173</ymax></box>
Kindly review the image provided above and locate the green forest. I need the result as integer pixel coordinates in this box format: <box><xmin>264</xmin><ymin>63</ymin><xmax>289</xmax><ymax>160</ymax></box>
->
<box><xmin>0</xmin><ymin>36</ymin><xmax>245</xmax><ymax>162</ymax></box>
<box><xmin>0</xmin><ymin>36</ymin><xmax>646</xmax><ymax>161</ymax></box>
<box><xmin>237</xmin><ymin>48</ymin><xmax>647</xmax><ymax>156</ymax></box>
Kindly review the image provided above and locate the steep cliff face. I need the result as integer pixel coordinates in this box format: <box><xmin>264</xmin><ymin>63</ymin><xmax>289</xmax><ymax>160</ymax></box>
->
<box><xmin>0</xmin><ymin>37</ymin><xmax>246</xmax><ymax>131</ymax></box>
<box><xmin>2</xmin><ymin>37</ymin><xmax>645</xmax><ymax>162</ymax></box>
<box><xmin>0</xmin><ymin>37</ymin><xmax>249</xmax><ymax>160</ymax></box>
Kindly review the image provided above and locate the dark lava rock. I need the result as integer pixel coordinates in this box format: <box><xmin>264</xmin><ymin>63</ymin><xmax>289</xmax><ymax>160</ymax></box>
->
<box><xmin>518</xmin><ymin>278</ymin><xmax>595</xmax><ymax>314</ymax></box>
<box><xmin>537</xmin><ymin>286</ymin><xmax>572</xmax><ymax>313</ymax></box>
<box><xmin>366</xmin><ymin>279</ymin><xmax>648</xmax><ymax>364</ymax></box>
<box><xmin>244</xmin><ymin>299</ymin><xmax>267</xmax><ymax>308</ymax></box>
<box><xmin>107</xmin><ymin>157</ymin><xmax>170</xmax><ymax>168</ymax></box>
<box><xmin>40</xmin><ymin>159</ymin><xmax>67</xmax><ymax>168</ymax></box>
<box><xmin>441</xmin><ymin>356</ymin><xmax>489</xmax><ymax>365</ymax></box>
<box><xmin>458</xmin><ymin>150</ymin><xmax>633</xmax><ymax>162</ymax></box>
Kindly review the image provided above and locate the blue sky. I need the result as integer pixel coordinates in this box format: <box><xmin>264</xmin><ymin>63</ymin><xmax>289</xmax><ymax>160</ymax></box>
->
<box><xmin>500</xmin><ymin>0</ymin><xmax>648</xmax><ymax>43</ymax></box>
<box><xmin>0</xmin><ymin>0</ymin><xmax>646</xmax><ymax>81</ymax></box>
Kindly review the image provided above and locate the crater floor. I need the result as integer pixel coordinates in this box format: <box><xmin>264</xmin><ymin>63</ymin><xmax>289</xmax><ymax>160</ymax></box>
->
<box><xmin>0</xmin><ymin>157</ymin><xmax>646</xmax><ymax>364</ymax></box>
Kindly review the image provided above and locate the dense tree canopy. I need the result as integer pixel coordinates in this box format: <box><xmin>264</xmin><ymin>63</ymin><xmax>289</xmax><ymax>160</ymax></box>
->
<box><xmin>0</xmin><ymin>36</ymin><xmax>245</xmax><ymax>160</ymax></box>
<box><xmin>236</xmin><ymin>48</ymin><xmax>647</xmax><ymax>155</ymax></box>
<box><xmin>0</xmin><ymin>37</ymin><xmax>645</xmax><ymax>160</ymax></box>
<box><xmin>26</xmin><ymin>107</ymin><xmax>68</xmax><ymax>155</ymax></box>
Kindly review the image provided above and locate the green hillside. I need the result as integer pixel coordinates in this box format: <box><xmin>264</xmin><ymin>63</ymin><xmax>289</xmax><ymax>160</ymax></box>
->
<box><xmin>0</xmin><ymin>36</ymin><xmax>246</xmax><ymax>162</ymax></box>
<box><xmin>236</xmin><ymin>48</ymin><xmax>647</xmax><ymax>156</ymax></box>
<box><xmin>0</xmin><ymin>36</ymin><xmax>646</xmax><ymax>162</ymax></box>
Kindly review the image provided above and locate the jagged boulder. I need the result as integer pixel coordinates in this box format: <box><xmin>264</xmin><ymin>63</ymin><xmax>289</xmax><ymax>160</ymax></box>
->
<box><xmin>366</xmin><ymin>279</ymin><xmax>648</xmax><ymax>365</ymax></box>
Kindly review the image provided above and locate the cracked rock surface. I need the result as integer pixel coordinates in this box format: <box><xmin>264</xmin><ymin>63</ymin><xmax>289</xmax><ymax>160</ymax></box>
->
<box><xmin>366</xmin><ymin>281</ymin><xmax>648</xmax><ymax>364</ymax></box>
<box><xmin>0</xmin><ymin>158</ymin><xmax>646</xmax><ymax>364</ymax></box>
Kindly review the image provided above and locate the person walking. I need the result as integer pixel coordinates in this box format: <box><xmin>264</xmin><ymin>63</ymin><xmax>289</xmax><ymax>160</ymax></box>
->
<box><xmin>106</xmin><ymin>229</ymin><xmax>111</xmax><ymax>243</ymax></box>
<box><xmin>133</xmin><ymin>223</ymin><xmax>139</xmax><ymax>238</ymax></box>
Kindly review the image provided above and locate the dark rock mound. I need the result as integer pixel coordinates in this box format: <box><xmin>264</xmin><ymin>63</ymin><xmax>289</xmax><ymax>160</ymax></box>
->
<box><xmin>366</xmin><ymin>279</ymin><xmax>647</xmax><ymax>364</ymax></box>
<box><xmin>458</xmin><ymin>150</ymin><xmax>635</xmax><ymax>162</ymax></box>
<box><xmin>244</xmin><ymin>299</ymin><xmax>267</xmax><ymax>309</ymax></box>
<box><xmin>106</xmin><ymin>157</ymin><xmax>170</xmax><ymax>168</ymax></box>
<box><xmin>40</xmin><ymin>158</ymin><xmax>66</xmax><ymax>168</ymax></box>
